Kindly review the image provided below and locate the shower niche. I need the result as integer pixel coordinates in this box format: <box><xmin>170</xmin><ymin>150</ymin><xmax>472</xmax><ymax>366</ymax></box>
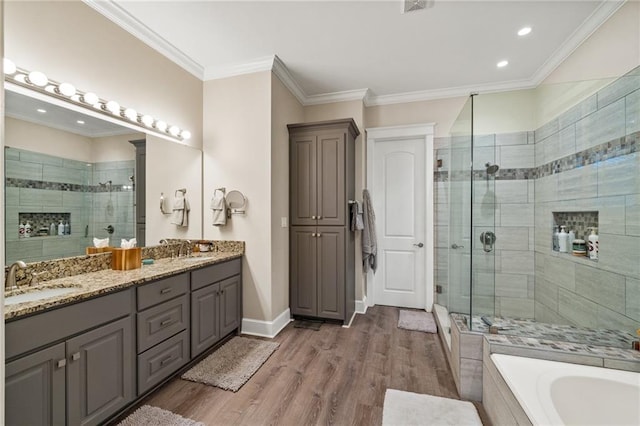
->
<box><xmin>18</xmin><ymin>212</ymin><xmax>71</xmax><ymax>237</ymax></box>
<box><xmin>552</xmin><ymin>211</ymin><xmax>599</xmax><ymax>260</ymax></box>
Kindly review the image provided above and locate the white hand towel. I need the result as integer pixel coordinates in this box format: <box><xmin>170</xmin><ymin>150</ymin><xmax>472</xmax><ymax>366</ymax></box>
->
<box><xmin>93</xmin><ymin>237</ymin><xmax>109</xmax><ymax>248</ymax></box>
<box><xmin>210</xmin><ymin>189</ymin><xmax>227</xmax><ymax>226</ymax></box>
<box><xmin>171</xmin><ymin>193</ymin><xmax>190</xmax><ymax>227</ymax></box>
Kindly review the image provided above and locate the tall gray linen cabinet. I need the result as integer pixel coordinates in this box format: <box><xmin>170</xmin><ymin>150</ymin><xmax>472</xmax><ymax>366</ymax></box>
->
<box><xmin>288</xmin><ymin>118</ymin><xmax>359</xmax><ymax>325</ymax></box>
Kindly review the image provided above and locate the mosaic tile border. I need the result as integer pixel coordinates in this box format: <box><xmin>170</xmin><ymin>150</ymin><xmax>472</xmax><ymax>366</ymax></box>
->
<box><xmin>5</xmin><ymin>178</ymin><xmax>133</xmax><ymax>193</ymax></box>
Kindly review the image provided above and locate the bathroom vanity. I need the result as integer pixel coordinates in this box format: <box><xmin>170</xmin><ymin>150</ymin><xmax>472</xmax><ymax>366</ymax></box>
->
<box><xmin>4</xmin><ymin>249</ymin><xmax>242</xmax><ymax>426</ymax></box>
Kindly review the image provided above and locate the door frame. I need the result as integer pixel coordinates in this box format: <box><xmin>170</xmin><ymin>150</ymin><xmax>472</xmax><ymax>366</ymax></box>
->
<box><xmin>365</xmin><ymin>123</ymin><xmax>435</xmax><ymax>312</ymax></box>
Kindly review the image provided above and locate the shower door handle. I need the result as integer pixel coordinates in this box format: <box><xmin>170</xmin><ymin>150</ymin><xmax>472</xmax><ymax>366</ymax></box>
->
<box><xmin>451</xmin><ymin>243</ymin><xmax>464</xmax><ymax>249</ymax></box>
<box><xmin>413</xmin><ymin>243</ymin><xmax>424</xmax><ymax>248</ymax></box>
<box><xmin>480</xmin><ymin>231</ymin><xmax>496</xmax><ymax>252</ymax></box>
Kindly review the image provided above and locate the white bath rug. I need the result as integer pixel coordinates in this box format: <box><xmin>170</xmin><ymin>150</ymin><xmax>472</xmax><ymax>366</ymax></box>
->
<box><xmin>118</xmin><ymin>405</ymin><xmax>203</xmax><ymax>426</ymax></box>
<box><xmin>382</xmin><ymin>389</ymin><xmax>482</xmax><ymax>426</ymax></box>
<box><xmin>398</xmin><ymin>309</ymin><xmax>437</xmax><ymax>333</ymax></box>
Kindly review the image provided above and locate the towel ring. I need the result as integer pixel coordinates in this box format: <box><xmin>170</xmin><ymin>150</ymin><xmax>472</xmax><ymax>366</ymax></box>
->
<box><xmin>225</xmin><ymin>190</ymin><xmax>247</xmax><ymax>215</ymax></box>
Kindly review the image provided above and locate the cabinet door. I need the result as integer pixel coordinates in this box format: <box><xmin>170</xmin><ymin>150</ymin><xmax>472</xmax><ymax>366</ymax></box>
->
<box><xmin>219</xmin><ymin>274</ymin><xmax>241</xmax><ymax>336</ymax></box>
<box><xmin>317</xmin><ymin>227</ymin><xmax>345</xmax><ymax>320</ymax></box>
<box><xmin>67</xmin><ymin>316</ymin><xmax>134</xmax><ymax>426</ymax></box>
<box><xmin>291</xmin><ymin>134</ymin><xmax>318</xmax><ymax>226</ymax></box>
<box><xmin>290</xmin><ymin>227</ymin><xmax>317</xmax><ymax>316</ymax></box>
<box><xmin>5</xmin><ymin>343</ymin><xmax>66</xmax><ymax>426</ymax></box>
<box><xmin>317</xmin><ymin>132</ymin><xmax>345</xmax><ymax>226</ymax></box>
<box><xmin>191</xmin><ymin>283</ymin><xmax>220</xmax><ymax>358</ymax></box>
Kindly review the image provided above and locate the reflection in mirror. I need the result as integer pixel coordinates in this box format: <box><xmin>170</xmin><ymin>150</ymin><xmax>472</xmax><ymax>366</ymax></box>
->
<box><xmin>4</xmin><ymin>89</ymin><xmax>144</xmax><ymax>265</ymax></box>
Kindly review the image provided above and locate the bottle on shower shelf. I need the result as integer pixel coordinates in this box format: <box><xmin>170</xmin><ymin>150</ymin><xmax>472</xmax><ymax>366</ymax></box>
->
<box><xmin>558</xmin><ymin>226</ymin><xmax>568</xmax><ymax>253</ymax></box>
<box><xmin>58</xmin><ymin>220</ymin><xmax>65</xmax><ymax>236</ymax></box>
<box><xmin>552</xmin><ymin>226</ymin><xmax>560</xmax><ymax>252</ymax></box>
<box><xmin>568</xmin><ymin>229</ymin><xmax>575</xmax><ymax>249</ymax></box>
<box><xmin>64</xmin><ymin>222</ymin><xmax>70</xmax><ymax>235</ymax></box>
<box><xmin>588</xmin><ymin>228</ymin><xmax>599</xmax><ymax>260</ymax></box>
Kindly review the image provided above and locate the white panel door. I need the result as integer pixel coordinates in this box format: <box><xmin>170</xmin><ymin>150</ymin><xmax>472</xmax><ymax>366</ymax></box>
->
<box><xmin>372</xmin><ymin>138</ymin><xmax>426</xmax><ymax>308</ymax></box>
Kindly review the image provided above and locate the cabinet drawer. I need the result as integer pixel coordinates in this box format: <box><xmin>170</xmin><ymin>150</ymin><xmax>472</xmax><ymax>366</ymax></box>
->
<box><xmin>191</xmin><ymin>258</ymin><xmax>241</xmax><ymax>291</ymax></box>
<box><xmin>137</xmin><ymin>273</ymin><xmax>188</xmax><ymax>310</ymax></box>
<box><xmin>137</xmin><ymin>295</ymin><xmax>188</xmax><ymax>353</ymax></box>
<box><xmin>137</xmin><ymin>330</ymin><xmax>189</xmax><ymax>395</ymax></box>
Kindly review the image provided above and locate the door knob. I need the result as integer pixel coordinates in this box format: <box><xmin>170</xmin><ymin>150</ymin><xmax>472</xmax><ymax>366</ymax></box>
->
<box><xmin>413</xmin><ymin>242</ymin><xmax>424</xmax><ymax>248</ymax></box>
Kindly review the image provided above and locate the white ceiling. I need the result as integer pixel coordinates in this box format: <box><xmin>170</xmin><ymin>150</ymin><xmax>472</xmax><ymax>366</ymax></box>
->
<box><xmin>87</xmin><ymin>0</ymin><xmax>622</xmax><ymax>105</ymax></box>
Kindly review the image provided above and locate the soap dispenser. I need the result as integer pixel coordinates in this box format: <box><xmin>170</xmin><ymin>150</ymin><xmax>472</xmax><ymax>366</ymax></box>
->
<box><xmin>588</xmin><ymin>228</ymin><xmax>599</xmax><ymax>260</ymax></box>
<box><xmin>58</xmin><ymin>220</ymin><xmax>65</xmax><ymax>236</ymax></box>
<box><xmin>558</xmin><ymin>226</ymin><xmax>568</xmax><ymax>253</ymax></box>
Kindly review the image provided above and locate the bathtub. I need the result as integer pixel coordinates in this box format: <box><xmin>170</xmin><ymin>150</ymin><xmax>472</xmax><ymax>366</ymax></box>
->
<box><xmin>490</xmin><ymin>354</ymin><xmax>640</xmax><ymax>426</ymax></box>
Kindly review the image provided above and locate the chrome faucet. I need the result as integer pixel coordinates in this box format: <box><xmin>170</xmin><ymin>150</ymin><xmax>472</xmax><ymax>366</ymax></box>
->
<box><xmin>5</xmin><ymin>261</ymin><xmax>27</xmax><ymax>290</ymax></box>
<box><xmin>179</xmin><ymin>240</ymin><xmax>192</xmax><ymax>258</ymax></box>
<box><xmin>159</xmin><ymin>239</ymin><xmax>176</xmax><ymax>258</ymax></box>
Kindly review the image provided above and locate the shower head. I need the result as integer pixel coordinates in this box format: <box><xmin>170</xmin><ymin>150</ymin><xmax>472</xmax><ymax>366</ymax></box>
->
<box><xmin>485</xmin><ymin>163</ymin><xmax>500</xmax><ymax>175</ymax></box>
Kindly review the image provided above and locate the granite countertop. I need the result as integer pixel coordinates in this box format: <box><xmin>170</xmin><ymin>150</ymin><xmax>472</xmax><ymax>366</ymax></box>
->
<box><xmin>4</xmin><ymin>251</ymin><xmax>243</xmax><ymax>321</ymax></box>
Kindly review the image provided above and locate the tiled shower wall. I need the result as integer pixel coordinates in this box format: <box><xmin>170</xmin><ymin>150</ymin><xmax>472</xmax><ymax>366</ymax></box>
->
<box><xmin>5</xmin><ymin>147</ymin><xmax>135</xmax><ymax>264</ymax></box>
<box><xmin>534</xmin><ymin>68</ymin><xmax>640</xmax><ymax>333</ymax></box>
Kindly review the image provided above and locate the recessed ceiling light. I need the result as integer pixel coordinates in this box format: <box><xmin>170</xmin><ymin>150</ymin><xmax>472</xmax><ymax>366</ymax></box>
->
<box><xmin>37</xmin><ymin>108</ymin><xmax>47</xmax><ymax>113</ymax></box>
<box><xmin>77</xmin><ymin>120</ymin><xmax>85</xmax><ymax>125</ymax></box>
<box><xmin>497</xmin><ymin>60</ymin><xmax>509</xmax><ymax>68</ymax></box>
<box><xmin>518</xmin><ymin>26</ymin><xmax>532</xmax><ymax>36</ymax></box>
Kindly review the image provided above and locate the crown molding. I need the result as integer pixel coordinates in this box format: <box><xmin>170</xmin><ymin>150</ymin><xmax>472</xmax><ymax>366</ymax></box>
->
<box><xmin>270</xmin><ymin>55</ymin><xmax>307</xmax><ymax>105</ymax></box>
<box><xmin>203</xmin><ymin>56</ymin><xmax>276</xmax><ymax>81</ymax></box>
<box><xmin>82</xmin><ymin>0</ymin><xmax>204</xmax><ymax>79</ymax></box>
<box><xmin>530</xmin><ymin>0</ymin><xmax>626</xmax><ymax>85</ymax></box>
<box><xmin>304</xmin><ymin>88</ymin><xmax>370</xmax><ymax>106</ymax></box>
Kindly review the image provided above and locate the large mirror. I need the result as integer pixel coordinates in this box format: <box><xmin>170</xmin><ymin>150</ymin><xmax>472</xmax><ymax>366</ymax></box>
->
<box><xmin>4</xmin><ymin>86</ymin><xmax>145</xmax><ymax>264</ymax></box>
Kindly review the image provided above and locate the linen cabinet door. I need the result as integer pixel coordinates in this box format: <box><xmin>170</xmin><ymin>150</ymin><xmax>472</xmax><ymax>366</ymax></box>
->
<box><xmin>66</xmin><ymin>316</ymin><xmax>134</xmax><ymax>426</ymax></box>
<box><xmin>291</xmin><ymin>134</ymin><xmax>318</xmax><ymax>226</ymax></box>
<box><xmin>219</xmin><ymin>275</ymin><xmax>241</xmax><ymax>336</ymax></box>
<box><xmin>317</xmin><ymin>132</ymin><xmax>345</xmax><ymax>226</ymax></box>
<box><xmin>290</xmin><ymin>227</ymin><xmax>318</xmax><ymax>316</ymax></box>
<box><xmin>5</xmin><ymin>343</ymin><xmax>66</xmax><ymax>426</ymax></box>
<box><xmin>191</xmin><ymin>283</ymin><xmax>220</xmax><ymax>358</ymax></box>
<box><xmin>316</xmin><ymin>227</ymin><xmax>345</xmax><ymax>320</ymax></box>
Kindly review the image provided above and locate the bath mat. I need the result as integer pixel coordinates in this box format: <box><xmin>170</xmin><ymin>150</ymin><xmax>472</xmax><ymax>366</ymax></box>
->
<box><xmin>383</xmin><ymin>389</ymin><xmax>482</xmax><ymax>426</ymax></box>
<box><xmin>293</xmin><ymin>319</ymin><xmax>323</xmax><ymax>330</ymax></box>
<box><xmin>182</xmin><ymin>336</ymin><xmax>279</xmax><ymax>392</ymax></box>
<box><xmin>398</xmin><ymin>310</ymin><xmax>437</xmax><ymax>333</ymax></box>
<box><xmin>118</xmin><ymin>405</ymin><xmax>203</xmax><ymax>426</ymax></box>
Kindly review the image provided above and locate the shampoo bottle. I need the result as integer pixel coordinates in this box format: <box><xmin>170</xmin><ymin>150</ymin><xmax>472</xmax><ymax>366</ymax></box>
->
<box><xmin>19</xmin><ymin>222</ymin><xmax>25</xmax><ymax>239</ymax></box>
<box><xmin>50</xmin><ymin>222</ymin><xmax>56</xmax><ymax>235</ymax></box>
<box><xmin>24</xmin><ymin>221</ymin><xmax>32</xmax><ymax>238</ymax></box>
<box><xmin>588</xmin><ymin>228</ymin><xmax>599</xmax><ymax>260</ymax></box>
<box><xmin>558</xmin><ymin>225</ymin><xmax>568</xmax><ymax>253</ymax></box>
<box><xmin>64</xmin><ymin>222</ymin><xmax>70</xmax><ymax>235</ymax></box>
<box><xmin>568</xmin><ymin>230</ymin><xmax>575</xmax><ymax>249</ymax></box>
<box><xmin>552</xmin><ymin>226</ymin><xmax>560</xmax><ymax>251</ymax></box>
<box><xmin>58</xmin><ymin>220</ymin><xmax>65</xmax><ymax>236</ymax></box>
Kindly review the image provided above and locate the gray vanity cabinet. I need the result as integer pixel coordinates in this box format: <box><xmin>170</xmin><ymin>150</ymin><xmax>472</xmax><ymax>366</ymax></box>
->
<box><xmin>5</xmin><ymin>342</ymin><xmax>66</xmax><ymax>426</ymax></box>
<box><xmin>190</xmin><ymin>259</ymin><xmax>241</xmax><ymax>358</ymax></box>
<box><xmin>66</xmin><ymin>316</ymin><xmax>133</xmax><ymax>426</ymax></box>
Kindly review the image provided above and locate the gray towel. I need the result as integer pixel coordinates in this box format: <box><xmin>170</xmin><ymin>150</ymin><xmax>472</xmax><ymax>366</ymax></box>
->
<box><xmin>350</xmin><ymin>201</ymin><xmax>364</xmax><ymax>231</ymax></box>
<box><xmin>210</xmin><ymin>189</ymin><xmax>227</xmax><ymax>226</ymax></box>
<box><xmin>362</xmin><ymin>189</ymin><xmax>377</xmax><ymax>273</ymax></box>
<box><xmin>171</xmin><ymin>194</ymin><xmax>190</xmax><ymax>227</ymax></box>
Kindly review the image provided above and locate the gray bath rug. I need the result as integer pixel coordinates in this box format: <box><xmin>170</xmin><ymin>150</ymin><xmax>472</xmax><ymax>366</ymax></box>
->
<box><xmin>118</xmin><ymin>405</ymin><xmax>203</xmax><ymax>426</ymax></box>
<box><xmin>182</xmin><ymin>336</ymin><xmax>279</xmax><ymax>392</ymax></box>
<box><xmin>293</xmin><ymin>319</ymin><xmax>323</xmax><ymax>330</ymax></box>
<box><xmin>383</xmin><ymin>389</ymin><xmax>482</xmax><ymax>426</ymax></box>
<box><xmin>398</xmin><ymin>310</ymin><xmax>437</xmax><ymax>333</ymax></box>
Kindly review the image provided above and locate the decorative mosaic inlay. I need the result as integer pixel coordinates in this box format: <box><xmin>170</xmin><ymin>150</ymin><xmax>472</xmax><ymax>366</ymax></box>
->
<box><xmin>5</xmin><ymin>178</ymin><xmax>132</xmax><ymax>193</ymax></box>
<box><xmin>451</xmin><ymin>313</ymin><xmax>636</xmax><ymax>350</ymax></box>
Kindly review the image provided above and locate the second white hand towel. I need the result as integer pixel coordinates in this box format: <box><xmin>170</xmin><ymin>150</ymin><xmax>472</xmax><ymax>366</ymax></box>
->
<box><xmin>211</xmin><ymin>189</ymin><xmax>227</xmax><ymax>226</ymax></box>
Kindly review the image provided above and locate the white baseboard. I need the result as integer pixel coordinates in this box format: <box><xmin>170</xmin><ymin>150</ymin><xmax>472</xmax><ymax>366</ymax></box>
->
<box><xmin>356</xmin><ymin>297</ymin><xmax>368</xmax><ymax>314</ymax></box>
<box><xmin>241</xmin><ymin>308</ymin><xmax>291</xmax><ymax>339</ymax></box>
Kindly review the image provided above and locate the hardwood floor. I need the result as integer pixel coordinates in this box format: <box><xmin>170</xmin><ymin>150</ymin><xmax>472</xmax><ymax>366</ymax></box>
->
<box><xmin>131</xmin><ymin>306</ymin><xmax>488</xmax><ymax>425</ymax></box>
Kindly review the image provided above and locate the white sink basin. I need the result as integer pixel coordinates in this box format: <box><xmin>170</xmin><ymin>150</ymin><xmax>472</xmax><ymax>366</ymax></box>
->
<box><xmin>4</xmin><ymin>287</ymin><xmax>79</xmax><ymax>305</ymax></box>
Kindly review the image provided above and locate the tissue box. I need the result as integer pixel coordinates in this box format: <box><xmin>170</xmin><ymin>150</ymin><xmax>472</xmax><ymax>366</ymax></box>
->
<box><xmin>86</xmin><ymin>247</ymin><xmax>114</xmax><ymax>255</ymax></box>
<box><xmin>111</xmin><ymin>247</ymin><xmax>142</xmax><ymax>270</ymax></box>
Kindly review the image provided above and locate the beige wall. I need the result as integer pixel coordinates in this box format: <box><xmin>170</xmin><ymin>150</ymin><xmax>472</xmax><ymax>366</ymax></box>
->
<box><xmin>92</xmin><ymin>134</ymin><xmax>141</xmax><ymax>163</ymax></box>
<box><xmin>145</xmin><ymin>135</ymin><xmax>203</xmax><ymax>244</ymax></box>
<box><xmin>203</xmin><ymin>71</ymin><xmax>273</xmax><ymax>321</ymax></box>
<box><xmin>271</xmin><ymin>74</ymin><xmax>304</xmax><ymax>317</ymax></box>
<box><xmin>4</xmin><ymin>0</ymin><xmax>203</xmax><ymax>150</ymax></box>
<box><xmin>473</xmin><ymin>89</ymin><xmax>537</xmax><ymax>134</ymax></box>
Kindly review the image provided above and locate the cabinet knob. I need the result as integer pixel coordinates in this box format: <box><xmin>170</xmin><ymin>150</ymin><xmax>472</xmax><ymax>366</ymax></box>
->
<box><xmin>317</xmin><ymin>233</ymin><xmax>322</xmax><ymax>237</ymax></box>
<box><xmin>71</xmin><ymin>352</ymin><xmax>81</xmax><ymax>361</ymax></box>
<box><xmin>317</xmin><ymin>216</ymin><xmax>322</xmax><ymax>219</ymax></box>
<box><xmin>57</xmin><ymin>359</ymin><xmax>67</xmax><ymax>368</ymax></box>
<box><xmin>311</xmin><ymin>233</ymin><xmax>316</xmax><ymax>237</ymax></box>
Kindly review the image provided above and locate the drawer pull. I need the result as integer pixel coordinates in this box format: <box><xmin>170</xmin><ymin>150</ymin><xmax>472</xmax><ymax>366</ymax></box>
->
<box><xmin>159</xmin><ymin>355</ymin><xmax>173</xmax><ymax>366</ymax></box>
<box><xmin>160</xmin><ymin>318</ymin><xmax>173</xmax><ymax>327</ymax></box>
<box><xmin>160</xmin><ymin>288</ymin><xmax>172</xmax><ymax>294</ymax></box>
<box><xmin>57</xmin><ymin>359</ymin><xmax>67</xmax><ymax>368</ymax></box>
<box><xmin>71</xmin><ymin>352</ymin><xmax>81</xmax><ymax>361</ymax></box>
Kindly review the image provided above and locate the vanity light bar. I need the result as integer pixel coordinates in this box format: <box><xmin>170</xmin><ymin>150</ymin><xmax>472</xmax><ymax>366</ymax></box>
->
<box><xmin>2</xmin><ymin>58</ymin><xmax>191</xmax><ymax>140</ymax></box>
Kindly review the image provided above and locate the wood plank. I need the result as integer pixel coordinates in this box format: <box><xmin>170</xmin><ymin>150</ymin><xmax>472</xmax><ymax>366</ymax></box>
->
<box><xmin>118</xmin><ymin>306</ymin><xmax>490</xmax><ymax>425</ymax></box>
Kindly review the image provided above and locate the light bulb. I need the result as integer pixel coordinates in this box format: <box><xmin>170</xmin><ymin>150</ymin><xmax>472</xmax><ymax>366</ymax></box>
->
<box><xmin>518</xmin><ymin>27</ymin><xmax>532</xmax><ymax>36</ymax></box>
<box><xmin>82</xmin><ymin>92</ymin><xmax>99</xmax><ymax>105</ymax></box>
<box><xmin>57</xmin><ymin>82</ymin><xmax>76</xmax><ymax>97</ymax></box>
<box><xmin>14</xmin><ymin>74</ymin><xmax>26</xmax><ymax>83</ymax></box>
<box><xmin>124</xmin><ymin>108</ymin><xmax>137</xmax><ymax>121</ymax></box>
<box><xmin>105</xmin><ymin>100</ymin><xmax>120</xmax><ymax>115</ymax></box>
<box><xmin>141</xmin><ymin>115</ymin><xmax>154</xmax><ymax>127</ymax></box>
<box><xmin>3</xmin><ymin>58</ymin><xmax>16</xmax><ymax>75</ymax></box>
<box><xmin>497</xmin><ymin>60</ymin><xmax>509</xmax><ymax>68</ymax></box>
<box><xmin>45</xmin><ymin>85</ymin><xmax>56</xmax><ymax>94</ymax></box>
<box><xmin>180</xmin><ymin>130</ymin><xmax>191</xmax><ymax>140</ymax></box>
<box><xmin>28</xmin><ymin>71</ymin><xmax>48</xmax><ymax>87</ymax></box>
<box><xmin>169</xmin><ymin>125</ymin><xmax>180</xmax><ymax>136</ymax></box>
<box><xmin>155</xmin><ymin>120</ymin><xmax>167</xmax><ymax>132</ymax></box>
<box><xmin>70</xmin><ymin>94</ymin><xmax>81</xmax><ymax>102</ymax></box>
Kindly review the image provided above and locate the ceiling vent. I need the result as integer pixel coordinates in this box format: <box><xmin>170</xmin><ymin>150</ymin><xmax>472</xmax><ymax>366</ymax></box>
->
<box><xmin>403</xmin><ymin>0</ymin><xmax>434</xmax><ymax>13</ymax></box>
